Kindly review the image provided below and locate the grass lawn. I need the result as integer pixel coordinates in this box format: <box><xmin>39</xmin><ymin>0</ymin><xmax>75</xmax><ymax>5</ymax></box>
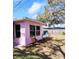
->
<box><xmin>13</xmin><ymin>32</ymin><xmax>65</xmax><ymax>59</ymax></box>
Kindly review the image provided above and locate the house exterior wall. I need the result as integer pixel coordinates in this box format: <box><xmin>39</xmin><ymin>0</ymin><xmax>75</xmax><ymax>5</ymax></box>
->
<box><xmin>25</xmin><ymin>23</ymin><xmax>32</xmax><ymax>45</ymax></box>
<box><xmin>25</xmin><ymin>21</ymin><xmax>43</xmax><ymax>41</ymax></box>
<box><xmin>36</xmin><ymin>27</ymin><xmax>43</xmax><ymax>40</ymax></box>
<box><xmin>13</xmin><ymin>22</ymin><xmax>26</xmax><ymax>46</ymax></box>
<box><xmin>14</xmin><ymin>21</ymin><xmax>44</xmax><ymax>46</ymax></box>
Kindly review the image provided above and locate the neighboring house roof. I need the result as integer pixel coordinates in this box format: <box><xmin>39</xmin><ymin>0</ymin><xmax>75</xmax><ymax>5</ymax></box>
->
<box><xmin>13</xmin><ymin>18</ymin><xmax>46</xmax><ymax>25</ymax></box>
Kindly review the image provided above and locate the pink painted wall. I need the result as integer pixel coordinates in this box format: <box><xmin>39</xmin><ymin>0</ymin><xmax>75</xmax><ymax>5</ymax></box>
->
<box><xmin>14</xmin><ymin>21</ymin><xmax>43</xmax><ymax>46</ymax></box>
<box><xmin>14</xmin><ymin>22</ymin><xmax>26</xmax><ymax>46</ymax></box>
<box><xmin>25</xmin><ymin>21</ymin><xmax>43</xmax><ymax>44</ymax></box>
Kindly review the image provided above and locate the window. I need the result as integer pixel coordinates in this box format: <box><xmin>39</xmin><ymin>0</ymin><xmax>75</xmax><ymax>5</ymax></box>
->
<box><xmin>36</xmin><ymin>26</ymin><xmax>40</xmax><ymax>36</ymax></box>
<box><xmin>30</xmin><ymin>25</ymin><xmax>35</xmax><ymax>36</ymax></box>
<box><xmin>30</xmin><ymin>25</ymin><xmax>40</xmax><ymax>36</ymax></box>
<box><xmin>15</xmin><ymin>24</ymin><xmax>20</xmax><ymax>38</ymax></box>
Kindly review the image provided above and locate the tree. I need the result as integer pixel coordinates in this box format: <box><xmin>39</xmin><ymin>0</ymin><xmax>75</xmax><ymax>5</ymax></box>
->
<box><xmin>37</xmin><ymin>0</ymin><xmax>65</xmax><ymax>28</ymax></box>
<box><xmin>37</xmin><ymin>6</ymin><xmax>51</xmax><ymax>23</ymax></box>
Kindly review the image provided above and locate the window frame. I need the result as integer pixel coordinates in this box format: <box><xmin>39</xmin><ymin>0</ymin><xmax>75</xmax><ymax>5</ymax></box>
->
<box><xmin>15</xmin><ymin>24</ymin><xmax>21</xmax><ymax>38</ymax></box>
<box><xmin>30</xmin><ymin>25</ymin><xmax>40</xmax><ymax>37</ymax></box>
<box><xmin>36</xmin><ymin>26</ymin><xmax>40</xmax><ymax>36</ymax></box>
<box><xmin>30</xmin><ymin>25</ymin><xmax>35</xmax><ymax>37</ymax></box>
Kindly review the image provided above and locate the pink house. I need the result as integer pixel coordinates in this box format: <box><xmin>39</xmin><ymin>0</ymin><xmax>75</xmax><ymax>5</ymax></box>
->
<box><xmin>13</xmin><ymin>18</ymin><xmax>45</xmax><ymax>46</ymax></box>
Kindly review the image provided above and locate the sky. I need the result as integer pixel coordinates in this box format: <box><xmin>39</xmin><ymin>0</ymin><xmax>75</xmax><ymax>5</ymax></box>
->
<box><xmin>13</xmin><ymin>0</ymin><xmax>48</xmax><ymax>19</ymax></box>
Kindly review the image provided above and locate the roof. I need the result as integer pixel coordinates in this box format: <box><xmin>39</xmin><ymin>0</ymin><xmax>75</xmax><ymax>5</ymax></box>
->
<box><xmin>13</xmin><ymin>18</ymin><xmax>46</xmax><ymax>25</ymax></box>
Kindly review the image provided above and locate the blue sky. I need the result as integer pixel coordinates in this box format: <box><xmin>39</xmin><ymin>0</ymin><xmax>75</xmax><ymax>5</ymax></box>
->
<box><xmin>13</xmin><ymin>0</ymin><xmax>48</xmax><ymax>19</ymax></box>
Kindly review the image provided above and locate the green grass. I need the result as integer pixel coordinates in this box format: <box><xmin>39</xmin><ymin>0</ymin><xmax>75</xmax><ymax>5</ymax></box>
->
<box><xmin>14</xmin><ymin>55</ymin><xmax>43</xmax><ymax>59</ymax></box>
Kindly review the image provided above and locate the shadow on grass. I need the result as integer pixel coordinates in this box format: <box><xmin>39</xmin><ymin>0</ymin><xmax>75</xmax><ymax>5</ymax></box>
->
<box><xmin>13</xmin><ymin>48</ymin><xmax>51</xmax><ymax>59</ymax></box>
<box><xmin>13</xmin><ymin>37</ymin><xmax>53</xmax><ymax>59</ymax></box>
<box><xmin>38</xmin><ymin>37</ymin><xmax>52</xmax><ymax>43</ymax></box>
<box><xmin>13</xmin><ymin>37</ymin><xmax>65</xmax><ymax>59</ymax></box>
